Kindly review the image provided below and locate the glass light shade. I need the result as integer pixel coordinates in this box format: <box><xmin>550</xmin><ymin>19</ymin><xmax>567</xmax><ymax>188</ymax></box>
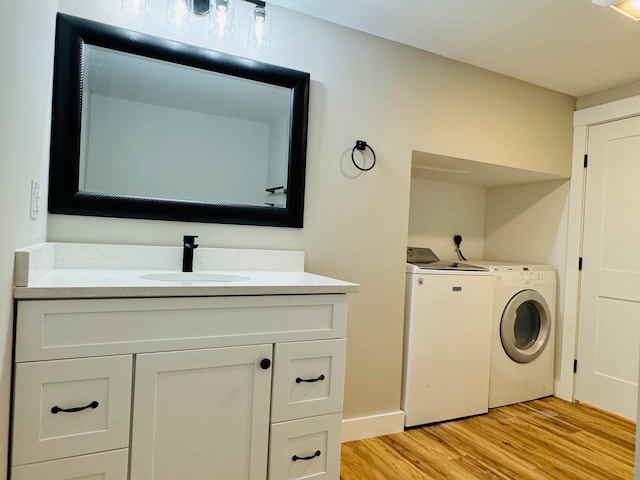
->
<box><xmin>121</xmin><ymin>0</ymin><xmax>151</xmax><ymax>19</ymax></box>
<box><xmin>610</xmin><ymin>0</ymin><xmax>640</xmax><ymax>19</ymax></box>
<box><xmin>247</xmin><ymin>6</ymin><xmax>271</xmax><ymax>50</ymax></box>
<box><xmin>209</xmin><ymin>0</ymin><xmax>235</xmax><ymax>40</ymax></box>
<box><xmin>166</xmin><ymin>0</ymin><xmax>194</xmax><ymax>30</ymax></box>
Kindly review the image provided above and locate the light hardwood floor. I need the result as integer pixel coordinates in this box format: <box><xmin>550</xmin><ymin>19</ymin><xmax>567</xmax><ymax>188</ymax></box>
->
<box><xmin>340</xmin><ymin>397</ymin><xmax>635</xmax><ymax>480</ymax></box>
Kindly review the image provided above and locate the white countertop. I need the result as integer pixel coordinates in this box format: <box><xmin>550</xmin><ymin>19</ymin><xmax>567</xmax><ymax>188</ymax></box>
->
<box><xmin>14</xmin><ymin>269</ymin><xmax>359</xmax><ymax>299</ymax></box>
<box><xmin>13</xmin><ymin>243</ymin><xmax>359</xmax><ymax>299</ymax></box>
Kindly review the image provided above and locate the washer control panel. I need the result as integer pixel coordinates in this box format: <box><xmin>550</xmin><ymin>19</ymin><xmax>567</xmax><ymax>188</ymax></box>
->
<box><xmin>492</xmin><ymin>266</ymin><xmax>556</xmax><ymax>288</ymax></box>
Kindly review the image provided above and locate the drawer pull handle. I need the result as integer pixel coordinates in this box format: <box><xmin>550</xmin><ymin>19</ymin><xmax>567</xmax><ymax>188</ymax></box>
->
<box><xmin>51</xmin><ymin>400</ymin><xmax>99</xmax><ymax>414</ymax></box>
<box><xmin>292</xmin><ymin>450</ymin><xmax>321</xmax><ymax>462</ymax></box>
<box><xmin>296</xmin><ymin>374</ymin><xmax>325</xmax><ymax>384</ymax></box>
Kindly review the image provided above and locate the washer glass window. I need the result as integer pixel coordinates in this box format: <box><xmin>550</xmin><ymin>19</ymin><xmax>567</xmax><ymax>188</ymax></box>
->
<box><xmin>501</xmin><ymin>290</ymin><xmax>551</xmax><ymax>363</ymax></box>
<box><xmin>514</xmin><ymin>302</ymin><xmax>542</xmax><ymax>350</ymax></box>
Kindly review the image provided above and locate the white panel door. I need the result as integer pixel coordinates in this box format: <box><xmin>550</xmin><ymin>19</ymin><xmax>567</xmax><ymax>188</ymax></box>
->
<box><xmin>130</xmin><ymin>344</ymin><xmax>272</xmax><ymax>480</ymax></box>
<box><xmin>576</xmin><ymin>115</ymin><xmax>640</xmax><ymax>420</ymax></box>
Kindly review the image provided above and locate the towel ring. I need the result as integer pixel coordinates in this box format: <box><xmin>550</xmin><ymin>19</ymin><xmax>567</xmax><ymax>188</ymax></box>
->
<box><xmin>351</xmin><ymin>140</ymin><xmax>376</xmax><ymax>171</ymax></box>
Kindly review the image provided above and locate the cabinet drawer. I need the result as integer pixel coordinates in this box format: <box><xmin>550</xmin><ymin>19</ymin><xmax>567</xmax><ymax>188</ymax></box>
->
<box><xmin>11</xmin><ymin>449</ymin><xmax>128</xmax><ymax>480</ymax></box>
<box><xmin>272</xmin><ymin>339</ymin><xmax>346</xmax><ymax>422</ymax></box>
<box><xmin>16</xmin><ymin>295</ymin><xmax>347</xmax><ymax>361</ymax></box>
<box><xmin>269</xmin><ymin>413</ymin><xmax>342</xmax><ymax>480</ymax></box>
<box><xmin>12</xmin><ymin>355</ymin><xmax>132</xmax><ymax>465</ymax></box>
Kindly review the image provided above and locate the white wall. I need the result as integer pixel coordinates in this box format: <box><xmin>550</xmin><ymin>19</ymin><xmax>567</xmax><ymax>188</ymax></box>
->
<box><xmin>0</xmin><ymin>1</ymin><xmax>58</xmax><ymax>476</ymax></box>
<box><xmin>37</xmin><ymin>0</ymin><xmax>575</xmax><ymax>438</ymax></box>
<box><xmin>407</xmin><ymin>177</ymin><xmax>487</xmax><ymax>260</ymax></box>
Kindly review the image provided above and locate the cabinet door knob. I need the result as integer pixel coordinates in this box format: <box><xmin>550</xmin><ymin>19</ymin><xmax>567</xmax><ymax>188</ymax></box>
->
<box><xmin>292</xmin><ymin>450</ymin><xmax>321</xmax><ymax>462</ymax></box>
<box><xmin>260</xmin><ymin>358</ymin><xmax>271</xmax><ymax>370</ymax></box>
<box><xmin>51</xmin><ymin>400</ymin><xmax>99</xmax><ymax>414</ymax></box>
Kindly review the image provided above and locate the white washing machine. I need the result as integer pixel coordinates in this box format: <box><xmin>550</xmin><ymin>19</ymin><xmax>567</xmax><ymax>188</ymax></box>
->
<box><xmin>402</xmin><ymin>248</ymin><xmax>495</xmax><ymax>426</ymax></box>
<box><xmin>474</xmin><ymin>262</ymin><xmax>556</xmax><ymax>408</ymax></box>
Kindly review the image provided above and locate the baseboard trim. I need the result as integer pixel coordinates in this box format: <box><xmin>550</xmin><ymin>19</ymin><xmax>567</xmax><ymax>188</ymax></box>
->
<box><xmin>341</xmin><ymin>410</ymin><xmax>405</xmax><ymax>443</ymax></box>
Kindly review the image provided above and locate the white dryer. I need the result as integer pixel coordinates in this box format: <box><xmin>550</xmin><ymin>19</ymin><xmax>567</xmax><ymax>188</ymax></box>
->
<box><xmin>474</xmin><ymin>262</ymin><xmax>556</xmax><ymax>408</ymax></box>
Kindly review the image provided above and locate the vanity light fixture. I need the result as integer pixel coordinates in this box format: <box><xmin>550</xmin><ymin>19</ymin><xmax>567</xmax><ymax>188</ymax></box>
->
<box><xmin>247</xmin><ymin>1</ymin><xmax>271</xmax><ymax>50</ymax></box>
<box><xmin>121</xmin><ymin>0</ymin><xmax>151</xmax><ymax>19</ymax></box>
<box><xmin>210</xmin><ymin>0</ymin><xmax>236</xmax><ymax>39</ymax></box>
<box><xmin>121</xmin><ymin>0</ymin><xmax>272</xmax><ymax>48</ymax></box>
<box><xmin>166</xmin><ymin>0</ymin><xmax>194</xmax><ymax>30</ymax></box>
<box><xmin>593</xmin><ymin>0</ymin><xmax>640</xmax><ymax>21</ymax></box>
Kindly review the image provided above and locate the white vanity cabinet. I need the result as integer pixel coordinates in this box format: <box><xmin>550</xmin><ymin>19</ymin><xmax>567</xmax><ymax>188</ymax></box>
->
<box><xmin>10</xmin><ymin>294</ymin><xmax>349</xmax><ymax>480</ymax></box>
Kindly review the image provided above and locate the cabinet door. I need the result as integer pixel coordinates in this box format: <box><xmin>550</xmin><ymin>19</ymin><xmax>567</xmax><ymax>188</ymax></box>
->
<box><xmin>130</xmin><ymin>345</ymin><xmax>272</xmax><ymax>480</ymax></box>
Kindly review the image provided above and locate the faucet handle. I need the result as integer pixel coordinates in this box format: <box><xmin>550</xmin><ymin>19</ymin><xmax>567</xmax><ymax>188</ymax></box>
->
<box><xmin>183</xmin><ymin>235</ymin><xmax>199</xmax><ymax>247</ymax></box>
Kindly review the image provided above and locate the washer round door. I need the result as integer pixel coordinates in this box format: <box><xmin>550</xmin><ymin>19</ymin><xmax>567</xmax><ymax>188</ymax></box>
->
<box><xmin>500</xmin><ymin>289</ymin><xmax>551</xmax><ymax>363</ymax></box>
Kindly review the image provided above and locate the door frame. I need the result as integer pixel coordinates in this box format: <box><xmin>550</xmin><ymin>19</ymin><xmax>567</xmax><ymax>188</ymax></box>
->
<box><xmin>560</xmin><ymin>94</ymin><xmax>640</xmax><ymax>402</ymax></box>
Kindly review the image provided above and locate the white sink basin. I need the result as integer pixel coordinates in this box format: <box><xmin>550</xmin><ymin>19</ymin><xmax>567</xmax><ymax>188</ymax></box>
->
<box><xmin>139</xmin><ymin>273</ymin><xmax>250</xmax><ymax>283</ymax></box>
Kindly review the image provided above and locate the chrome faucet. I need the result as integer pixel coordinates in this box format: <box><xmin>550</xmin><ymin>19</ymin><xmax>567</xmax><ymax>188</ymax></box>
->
<box><xmin>182</xmin><ymin>235</ymin><xmax>199</xmax><ymax>272</ymax></box>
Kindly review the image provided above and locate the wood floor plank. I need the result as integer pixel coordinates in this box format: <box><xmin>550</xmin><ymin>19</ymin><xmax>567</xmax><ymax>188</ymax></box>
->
<box><xmin>340</xmin><ymin>397</ymin><xmax>636</xmax><ymax>480</ymax></box>
<box><xmin>379</xmin><ymin>433</ymin><xmax>499</xmax><ymax>480</ymax></box>
<box><xmin>484</xmin><ymin>413</ymin><xmax>625</xmax><ymax>479</ymax></box>
<box><xmin>431</xmin><ymin>419</ymin><xmax>542</xmax><ymax>479</ymax></box>
<box><xmin>340</xmin><ymin>437</ymin><xmax>428</xmax><ymax>480</ymax></box>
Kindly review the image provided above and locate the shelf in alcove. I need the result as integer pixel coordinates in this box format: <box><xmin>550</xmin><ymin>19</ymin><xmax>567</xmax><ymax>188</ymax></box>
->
<box><xmin>411</xmin><ymin>151</ymin><xmax>568</xmax><ymax>187</ymax></box>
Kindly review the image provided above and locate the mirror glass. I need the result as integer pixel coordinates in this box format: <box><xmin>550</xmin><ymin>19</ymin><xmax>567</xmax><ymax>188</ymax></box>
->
<box><xmin>81</xmin><ymin>46</ymin><xmax>292</xmax><ymax>208</ymax></box>
<box><xmin>49</xmin><ymin>14</ymin><xmax>310</xmax><ymax>227</ymax></box>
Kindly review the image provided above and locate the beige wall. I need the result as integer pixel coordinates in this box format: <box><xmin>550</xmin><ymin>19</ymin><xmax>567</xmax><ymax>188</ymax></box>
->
<box><xmin>577</xmin><ymin>79</ymin><xmax>640</xmax><ymax>110</ymax></box>
<box><xmin>407</xmin><ymin>60</ymin><xmax>575</xmax><ymax>177</ymax></box>
<box><xmin>0</xmin><ymin>1</ymin><xmax>576</xmax><ymax>448</ymax></box>
<box><xmin>52</xmin><ymin>1</ymin><xmax>575</xmax><ymax>422</ymax></box>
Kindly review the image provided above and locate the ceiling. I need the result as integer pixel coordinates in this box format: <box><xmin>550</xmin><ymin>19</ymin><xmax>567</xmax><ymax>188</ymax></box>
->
<box><xmin>268</xmin><ymin>0</ymin><xmax>640</xmax><ymax>98</ymax></box>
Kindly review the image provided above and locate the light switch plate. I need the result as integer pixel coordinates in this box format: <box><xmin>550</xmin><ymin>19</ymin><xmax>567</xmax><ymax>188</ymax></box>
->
<box><xmin>30</xmin><ymin>179</ymin><xmax>40</xmax><ymax>220</ymax></box>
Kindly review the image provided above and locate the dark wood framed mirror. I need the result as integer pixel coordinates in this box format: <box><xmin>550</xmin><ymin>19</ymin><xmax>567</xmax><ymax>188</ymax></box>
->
<box><xmin>49</xmin><ymin>13</ymin><xmax>309</xmax><ymax>227</ymax></box>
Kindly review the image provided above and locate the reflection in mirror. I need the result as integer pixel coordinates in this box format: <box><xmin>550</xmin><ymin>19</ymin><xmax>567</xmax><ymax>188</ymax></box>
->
<box><xmin>81</xmin><ymin>46</ymin><xmax>291</xmax><ymax>208</ymax></box>
<box><xmin>49</xmin><ymin>14</ymin><xmax>310</xmax><ymax>227</ymax></box>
